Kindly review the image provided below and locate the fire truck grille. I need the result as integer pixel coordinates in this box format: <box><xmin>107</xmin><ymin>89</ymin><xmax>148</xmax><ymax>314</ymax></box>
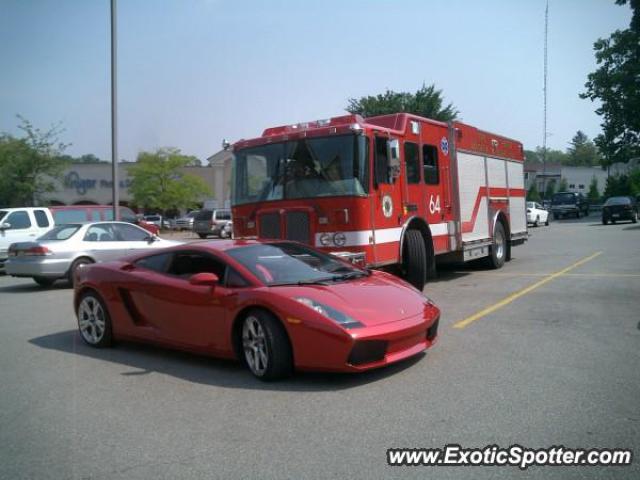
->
<box><xmin>258</xmin><ymin>213</ymin><xmax>281</xmax><ymax>239</ymax></box>
<box><xmin>285</xmin><ymin>211</ymin><xmax>310</xmax><ymax>244</ymax></box>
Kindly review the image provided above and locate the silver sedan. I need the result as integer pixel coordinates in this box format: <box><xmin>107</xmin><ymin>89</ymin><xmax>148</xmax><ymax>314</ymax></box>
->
<box><xmin>5</xmin><ymin>221</ymin><xmax>180</xmax><ymax>287</ymax></box>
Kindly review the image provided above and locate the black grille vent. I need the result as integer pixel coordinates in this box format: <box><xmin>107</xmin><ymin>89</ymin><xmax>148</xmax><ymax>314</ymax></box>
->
<box><xmin>259</xmin><ymin>213</ymin><xmax>281</xmax><ymax>239</ymax></box>
<box><xmin>285</xmin><ymin>211</ymin><xmax>310</xmax><ymax>244</ymax></box>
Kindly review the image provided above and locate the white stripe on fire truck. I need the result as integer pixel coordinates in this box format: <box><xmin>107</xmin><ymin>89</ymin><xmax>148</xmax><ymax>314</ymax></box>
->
<box><xmin>314</xmin><ymin>223</ymin><xmax>449</xmax><ymax>247</ymax></box>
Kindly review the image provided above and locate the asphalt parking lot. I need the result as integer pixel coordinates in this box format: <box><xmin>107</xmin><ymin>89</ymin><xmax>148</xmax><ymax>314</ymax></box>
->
<box><xmin>0</xmin><ymin>217</ymin><xmax>638</xmax><ymax>480</ymax></box>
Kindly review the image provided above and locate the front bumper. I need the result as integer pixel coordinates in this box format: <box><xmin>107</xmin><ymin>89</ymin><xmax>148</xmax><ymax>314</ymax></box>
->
<box><xmin>5</xmin><ymin>257</ymin><xmax>71</xmax><ymax>278</ymax></box>
<box><xmin>292</xmin><ymin>306</ymin><xmax>440</xmax><ymax>373</ymax></box>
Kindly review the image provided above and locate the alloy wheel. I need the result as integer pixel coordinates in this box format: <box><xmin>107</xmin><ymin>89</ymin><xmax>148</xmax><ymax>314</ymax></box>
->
<box><xmin>78</xmin><ymin>295</ymin><xmax>106</xmax><ymax>345</ymax></box>
<box><xmin>242</xmin><ymin>316</ymin><xmax>269</xmax><ymax>376</ymax></box>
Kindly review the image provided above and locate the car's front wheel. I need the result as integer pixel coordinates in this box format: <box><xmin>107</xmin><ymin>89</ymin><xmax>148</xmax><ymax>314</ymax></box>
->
<box><xmin>241</xmin><ymin>310</ymin><xmax>292</xmax><ymax>381</ymax></box>
<box><xmin>77</xmin><ymin>291</ymin><xmax>113</xmax><ymax>348</ymax></box>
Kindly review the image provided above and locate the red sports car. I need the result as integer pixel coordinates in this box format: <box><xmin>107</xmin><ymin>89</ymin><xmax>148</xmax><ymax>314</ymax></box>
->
<box><xmin>74</xmin><ymin>240</ymin><xmax>440</xmax><ymax>380</ymax></box>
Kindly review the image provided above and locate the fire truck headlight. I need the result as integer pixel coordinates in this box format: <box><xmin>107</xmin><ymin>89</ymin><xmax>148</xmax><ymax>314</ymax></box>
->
<box><xmin>319</xmin><ymin>233</ymin><xmax>332</xmax><ymax>246</ymax></box>
<box><xmin>333</xmin><ymin>232</ymin><xmax>347</xmax><ymax>247</ymax></box>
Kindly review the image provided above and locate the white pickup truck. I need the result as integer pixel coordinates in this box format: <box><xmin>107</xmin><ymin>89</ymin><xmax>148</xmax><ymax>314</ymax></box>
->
<box><xmin>0</xmin><ymin>208</ymin><xmax>55</xmax><ymax>272</ymax></box>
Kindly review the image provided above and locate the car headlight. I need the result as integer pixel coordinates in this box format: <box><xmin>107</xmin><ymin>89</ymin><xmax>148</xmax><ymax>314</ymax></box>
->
<box><xmin>319</xmin><ymin>233</ymin><xmax>332</xmax><ymax>246</ymax></box>
<box><xmin>295</xmin><ymin>297</ymin><xmax>363</xmax><ymax>329</ymax></box>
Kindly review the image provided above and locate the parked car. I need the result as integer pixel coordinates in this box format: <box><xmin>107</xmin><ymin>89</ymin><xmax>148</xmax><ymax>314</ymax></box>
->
<box><xmin>49</xmin><ymin>205</ymin><xmax>160</xmax><ymax>235</ymax></box>
<box><xmin>602</xmin><ymin>196</ymin><xmax>638</xmax><ymax>224</ymax></box>
<box><xmin>143</xmin><ymin>214</ymin><xmax>171</xmax><ymax>230</ymax></box>
<box><xmin>0</xmin><ymin>207</ymin><xmax>55</xmax><ymax>273</ymax></box>
<box><xmin>193</xmin><ymin>209</ymin><xmax>231</xmax><ymax>238</ymax></box>
<box><xmin>5</xmin><ymin>221</ymin><xmax>179</xmax><ymax>287</ymax></box>
<box><xmin>526</xmin><ymin>202</ymin><xmax>550</xmax><ymax>227</ymax></box>
<box><xmin>220</xmin><ymin>221</ymin><xmax>233</xmax><ymax>239</ymax></box>
<box><xmin>173</xmin><ymin>210</ymin><xmax>199</xmax><ymax>231</ymax></box>
<box><xmin>550</xmin><ymin>192</ymin><xmax>589</xmax><ymax>219</ymax></box>
<box><xmin>73</xmin><ymin>240</ymin><xmax>440</xmax><ymax>380</ymax></box>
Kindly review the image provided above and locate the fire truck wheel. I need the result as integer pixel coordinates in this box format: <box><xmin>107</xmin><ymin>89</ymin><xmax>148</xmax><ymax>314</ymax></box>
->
<box><xmin>402</xmin><ymin>230</ymin><xmax>427</xmax><ymax>291</ymax></box>
<box><xmin>485</xmin><ymin>222</ymin><xmax>506</xmax><ymax>269</ymax></box>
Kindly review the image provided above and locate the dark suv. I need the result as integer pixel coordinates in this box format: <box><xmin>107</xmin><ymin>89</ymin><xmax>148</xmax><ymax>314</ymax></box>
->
<box><xmin>602</xmin><ymin>196</ymin><xmax>638</xmax><ymax>224</ymax></box>
<box><xmin>550</xmin><ymin>192</ymin><xmax>589</xmax><ymax>219</ymax></box>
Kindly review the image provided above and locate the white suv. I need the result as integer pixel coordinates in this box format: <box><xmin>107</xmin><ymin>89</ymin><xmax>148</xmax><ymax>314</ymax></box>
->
<box><xmin>0</xmin><ymin>207</ymin><xmax>55</xmax><ymax>272</ymax></box>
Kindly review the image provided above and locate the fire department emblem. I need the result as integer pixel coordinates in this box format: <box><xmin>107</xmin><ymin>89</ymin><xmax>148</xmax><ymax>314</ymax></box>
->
<box><xmin>440</xmin><ymin>137</ymin><xmax>449</xmax><ymax>155</ymax></box>
<box><xmin>382</xmin><ymin>195</ymin><xmax>393</xmax><ymax>218</ymax></box>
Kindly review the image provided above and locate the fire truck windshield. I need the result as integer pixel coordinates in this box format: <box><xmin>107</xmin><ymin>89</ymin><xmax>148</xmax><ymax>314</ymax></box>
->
<box><xmin>232</xmin><ymin>134</ymin><xmax>369</xmax><ymax>206</ymax></box>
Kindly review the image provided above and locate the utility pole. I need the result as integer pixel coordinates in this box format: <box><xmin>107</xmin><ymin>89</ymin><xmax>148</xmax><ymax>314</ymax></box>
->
<box><xmin>541</xmin><ymin>0</ymin><xmax>549</xmax><ymax>200</ymax></box>
<box><xmin>110</xmin><ymin>0</ymin><xmax>119</xmax><ymax>220</ymax></box>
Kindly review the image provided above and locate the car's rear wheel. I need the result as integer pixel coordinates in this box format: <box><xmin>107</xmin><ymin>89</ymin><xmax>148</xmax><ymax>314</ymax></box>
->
<box><xmin>484</xmin><ymin>222</ymin><xmax>506</xmax><ymax>269</ymax></box>
<box><xmin>33</xmin><ymin>276</ymin><xmax>55</xmax><ymax>287</ymax></box>
<box><xmin>241</xmin><ymin>310</ymin><xmax>292</xmax><ymax>381</ymax></box>
<box><xmin>77</xmin><ymin>291</ymin><xmax>113</xmax><ymax>348</ymax></box>
<box><xmin>402</xmin><ymin>229</ymin><xmax>427</xmax><ymax>291</ymax></box>
<box><xmin>68</xmin><ymin>258</ymin><xmax>93</xmax><ymax>287</ymax></box>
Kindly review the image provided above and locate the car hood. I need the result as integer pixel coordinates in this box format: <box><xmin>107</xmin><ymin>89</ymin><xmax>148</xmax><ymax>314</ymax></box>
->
<box><xmin>272</xmin><ymin>271</ymin><xmax>430</xmax><ymax>327</ymax></box>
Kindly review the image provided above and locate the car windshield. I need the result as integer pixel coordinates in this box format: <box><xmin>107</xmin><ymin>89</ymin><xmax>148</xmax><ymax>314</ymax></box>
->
<box><xmin>226</xmin><ymin>242</ymin><xmax>368</xmax><ymax>286</ymax></box>
<box><xmin>551</xmin><ymin>193</ymin><xmax>576</xmax><ymax>205</ymax></box>
<box><xmin>232</xmin><ymin>134</ymin><xmax>369</xmax><ymax>206</ymax></box>
<box><xmin>39</xmin><ymin>224</ymin><xmax>81</xmax><ymax>241</ymax></box>
<box><xmin>604</xmin><ymin>196</ymin><xmax>631</xmax><ymax>206</ymax></box>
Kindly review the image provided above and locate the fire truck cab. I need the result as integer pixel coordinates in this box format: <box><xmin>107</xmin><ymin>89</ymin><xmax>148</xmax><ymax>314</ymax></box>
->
<box><xmin>230</xmin><ymin>113</ymin><xmax>527</xmax><ymax>290</ymax></box>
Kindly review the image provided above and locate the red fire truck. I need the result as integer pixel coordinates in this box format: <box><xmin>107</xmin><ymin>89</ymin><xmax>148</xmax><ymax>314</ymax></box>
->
<box><xmin>230</xmin><ymin>113</ymin><xmax>527</xmax><ymax>290</ymax></box>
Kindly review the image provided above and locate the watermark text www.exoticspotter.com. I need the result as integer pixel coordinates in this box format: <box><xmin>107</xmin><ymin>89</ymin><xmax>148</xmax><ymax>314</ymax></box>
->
<box><xmin>387</xmin><ymin>444</ymin><xmax>633</xmax><ymax>470</ymax></box>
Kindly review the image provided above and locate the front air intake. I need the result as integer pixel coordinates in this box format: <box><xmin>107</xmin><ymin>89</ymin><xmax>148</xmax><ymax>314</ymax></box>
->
<box><xmin>347</xmin><ymin>340</ymin><xmax>388</xmax><ymax>366</ymax></box>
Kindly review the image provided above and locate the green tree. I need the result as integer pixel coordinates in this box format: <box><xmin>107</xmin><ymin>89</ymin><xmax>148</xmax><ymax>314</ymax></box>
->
<box><xmin>545</xmin><ymin>179</ymin><xmax>557</xmax><ymax>198</ymax></box>
<box><xmin>567</xmin><ymin>131</ymin><xmax>602</xmax><ymax>166</ymax></box>
<box><xmin>527</xmin><ymin>183</ymin><xmax>541</xmax><ymax>202</ymax></box>
<box><xmin>558</xmin><ymin>177</ymin><xmax>569</xmax><ymax>192</ymax></box>
<box><xmin>0</xmin><ymin>116</ymin><xmax>69</xmax><ymax>207</ymax></box>
<box><xmin>346</xmin><ymin>83</ymin><xmax>458</xmax><ymax>121</ymax></box>
<box><xmin>603</xmin><ymin>174</ymin><xmax>631</xmax><ymax>197</ymax></box>
<box><xmin>581</xmin><ymin>0</ymin><xmax>640</xmax><ymax>165</ymax></box>
<box><xmin>587</xmin><ymin>176</ymin><xmax>600</xmax><ymax>202</ymax></box>
<box><xmin>129</xmin><ymin>147</ymin><xmax>211</xmax><ymax>214</ymax></box>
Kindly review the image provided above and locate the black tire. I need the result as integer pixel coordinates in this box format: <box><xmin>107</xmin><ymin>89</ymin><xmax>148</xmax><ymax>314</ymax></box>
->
<box><xmin>76</xmin><ymin>290</ymin><xmax>113</xmax><ymax>348</ymax></box>
<box><xmin>198</xmin><ymin>233</ymin><xmax>207</xmax><ymax>239</ymax></box>
<box><xmin>603</xmin><ymin>217</ymin><xmax>608</xmax><ymax>225</ymax></box>
<box><xmin>553</xmin><ymin>213</ymin><xmax>559</xmax><ymax>220</ymax></box>
<box><xmin>402</xmin><ymin>229</ymin><xmax>427</xmax><ymax>291</ymax></box>
<box><xmin>241</xmin><ymin>309</ymin><xmax>292</xmax><ymax>381</ymax></box>
<box><xmin>484</xmin><ymin>222</ymin><xmax>507</xmax><ymax>269</ymax></box>
<box><xmin>68</xmin><ymin>257</ymin><xmax>93</xmax><ymax>287</ymax></box>
<box><xmin>545</xmin><ymin>215</ymin><xmax>549</xmax><ymax>226</ymax></box>
<box><xmin>33</xmin><ymin>276</ymin><xmax>55</xmax><ymax>287</ymax></box>
<box><xmin>533</xmin><ymin>216</ymin><xmax>539</xmax><ymax>227</ymax></box>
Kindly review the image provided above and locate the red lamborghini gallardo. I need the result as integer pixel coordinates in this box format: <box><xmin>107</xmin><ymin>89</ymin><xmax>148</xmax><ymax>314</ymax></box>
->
<box><xmin>74</xmin><ymin>240</ymin><xmax>440</xmax><ymax>380</ymax></box>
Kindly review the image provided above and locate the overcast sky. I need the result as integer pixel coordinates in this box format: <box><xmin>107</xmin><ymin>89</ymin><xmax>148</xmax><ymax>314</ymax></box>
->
<box><xmin>0</xmin><ymin>0</ymin><xmax>633</xmax><ymax>162</ymax></box>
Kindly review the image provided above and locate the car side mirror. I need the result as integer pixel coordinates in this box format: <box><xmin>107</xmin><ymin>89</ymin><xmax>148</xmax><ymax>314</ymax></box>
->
<box><xmin>189</xmin><ymin>272</ymin><xmax>219</xmax><ymax>287</ymax></box>
<box><xmin>145</xmin><ymin>235</ymin><xmax>158</xmax><ymax>243</ymax></box>
<box><xmin>0</xmin><ymin>222</ymin><xmax>11</xmax><ymax>230</ymax></box>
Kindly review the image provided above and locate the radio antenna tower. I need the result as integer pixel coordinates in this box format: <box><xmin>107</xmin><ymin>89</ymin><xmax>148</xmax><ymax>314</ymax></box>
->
<box><xmin>542</xmin><ymin>0</ymin><xmax>549</xmax><ymax>199</ymax></box>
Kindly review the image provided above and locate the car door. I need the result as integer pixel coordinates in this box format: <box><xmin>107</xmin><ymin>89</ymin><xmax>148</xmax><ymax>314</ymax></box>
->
<box><xmin>0</xmin><ymin>210</ymin><xmax>38</xmax><ymax>253</ymax></box>
<box><xmin>127</xmin><ymin>250</ymin><xmax>235</xmax><ymax>349</ymax></box>
<box><xmin>112</xmin><ymin>222</ymin><xmax>156</xmax><ymax>254</ymax></box>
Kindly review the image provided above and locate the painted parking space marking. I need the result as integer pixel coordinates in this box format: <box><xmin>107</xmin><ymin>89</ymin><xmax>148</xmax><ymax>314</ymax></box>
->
<box><xmin>453</xmin><ymin>251</ymin><xmax>603</xmax><ymax>330</ymax></box>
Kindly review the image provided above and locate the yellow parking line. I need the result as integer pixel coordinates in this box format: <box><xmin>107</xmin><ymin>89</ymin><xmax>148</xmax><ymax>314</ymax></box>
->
<box><xmin>453</xmin><ymin>251</ymin><xmax>603</xmax><ymax>330</ymax></box>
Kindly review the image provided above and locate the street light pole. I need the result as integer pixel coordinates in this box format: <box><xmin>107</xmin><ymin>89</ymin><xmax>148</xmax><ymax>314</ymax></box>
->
<box><xmin>110</xmin><ymin>0</ymin><xmax>119</xmax><ymax>220</ymax></box>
